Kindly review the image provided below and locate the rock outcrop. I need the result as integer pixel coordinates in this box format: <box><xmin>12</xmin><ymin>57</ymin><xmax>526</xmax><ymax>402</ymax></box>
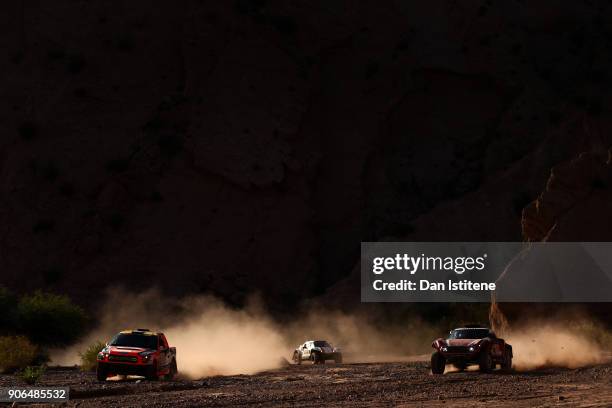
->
<box><xmin>2</xmin><ymin>1</ymin><xmax>612</xmax><ymax>313</ymax></box>
<box><xmin>493</xmin><ymin>149</ymin><xmax>612</xmax><ymax>330</ymax></box>
<box><xmin>523</xmin><ymin>151</ymin><xmax>612</xmax><ymax>242</ymax></box>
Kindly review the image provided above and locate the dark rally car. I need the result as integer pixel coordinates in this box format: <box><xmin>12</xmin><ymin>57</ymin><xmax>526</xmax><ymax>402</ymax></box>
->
<box><xmin>431</xmin><ymin>327</ymin><xmax>512</xmax><ymax>374</ymax></box>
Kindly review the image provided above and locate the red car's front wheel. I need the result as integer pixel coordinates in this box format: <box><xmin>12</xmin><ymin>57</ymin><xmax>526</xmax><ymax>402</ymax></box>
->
<box><xmin>96</xmin><ymin>364</ymin><xmax>107</xmax><ymax>382</ymax></box>
<box><xmin>479</xmin><ymin>351</ymin><xmax>493</xmax><ymax>373</ymax></box>
<box><xmin>146</xmin><ymin>362</ymin><xmax>159</xmax><ymax>380</ymax></box>
<box><xmin>431</xmin><ymin>351</ymin><xmax>445</xmax><ymax>374</ymax></box>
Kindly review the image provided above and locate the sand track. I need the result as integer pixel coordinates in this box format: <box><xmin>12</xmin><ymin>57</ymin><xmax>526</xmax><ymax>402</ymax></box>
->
<box><xmin>1</xmin><ymin>361</ymin><xmax>610</xmax><ymax>407</ymax></box>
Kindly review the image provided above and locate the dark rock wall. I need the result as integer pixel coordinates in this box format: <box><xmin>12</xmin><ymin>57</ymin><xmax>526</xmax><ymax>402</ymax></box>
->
<box><xmin>1</xmin><ymin>1</ymin><xmax>612</xmax><ymax>309</ymax></box>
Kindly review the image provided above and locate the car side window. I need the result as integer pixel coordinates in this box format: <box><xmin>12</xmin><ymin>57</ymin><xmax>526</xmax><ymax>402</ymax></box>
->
<box><xmin>158</xmin><ymin>335</ymin><xmax>168</xmax><ymax>349</ymax></box>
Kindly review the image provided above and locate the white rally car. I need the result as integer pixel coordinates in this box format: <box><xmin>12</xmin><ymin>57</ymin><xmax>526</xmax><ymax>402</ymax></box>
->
<box><xmin>292</xmin><ymin>340</ymin><xmax>342</xmax><ymax>364</ymax></box>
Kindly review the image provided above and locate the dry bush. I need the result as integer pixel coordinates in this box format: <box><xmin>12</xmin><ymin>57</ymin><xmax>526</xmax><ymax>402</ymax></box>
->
<box><xmin>0</xmin><ymin>336</ymin><xmax>37</xmax><ymax>373</ymax></box>
<box><xmin>79</xmin><ymin>340</ymin><xmax>106</xmax><ymax>371</ymax></box>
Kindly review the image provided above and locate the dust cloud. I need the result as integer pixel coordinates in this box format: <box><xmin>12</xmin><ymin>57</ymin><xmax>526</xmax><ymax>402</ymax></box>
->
<box><xmin>52</xmin><ymin>290</ymin><xmax>611</xmax><ymax>377</ymax></box>
<box><xmin>51</xmin><ymin>289</ymin><xmax>287</xmax><ymax>377</ymax></box>
<box><xmin>283</xmin><ymin>310</ymin><xmax>436</xmax><ymax>363</ymax></box>
<box><xmin>490</xmin><ymin>302</ymin><xmax>611</xmax><ymax>370</ymax></box>
<box><xmin>50</xmin><ymin>289</ymin><xmax>436</xmax><ymax>378</ymax></box>
<box><xmin>163</xmin><ymin>296</ymin><xmax>286</xmax><ymax>377</ymax></box>
<box><xmin>506</xmin><ymin>321</ymin><xmax>611</xmax><ymax>370</ymax></box>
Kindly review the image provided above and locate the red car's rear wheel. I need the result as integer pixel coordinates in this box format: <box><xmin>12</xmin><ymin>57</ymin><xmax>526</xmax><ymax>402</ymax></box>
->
<box><xmin>165</xmin><ymin>359</ymin><xmax>178</xmax><ymax>380</ymax></box>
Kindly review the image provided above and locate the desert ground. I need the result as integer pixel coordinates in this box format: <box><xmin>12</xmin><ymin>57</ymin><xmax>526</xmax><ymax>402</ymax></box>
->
<box><xmin>1</xmin><ymin>360</ymin><xmax>610</xmax><ymax>407</ymax></box>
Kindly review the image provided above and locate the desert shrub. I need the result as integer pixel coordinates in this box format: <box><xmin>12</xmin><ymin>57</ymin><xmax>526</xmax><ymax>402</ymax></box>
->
<box><xmin>19</xmin><ymin>365</ymin><xmax>46</xmax><ymax>385</ymax></box>
<box><xmin>0</xmin><ymin>336</ymin><xmax>37</xmax><ymax>373</ymax></box>
<box><xmin>79</xmin><ymin>340</ymin><xmax>106</xmax><ymax>371</ymax></box>
<box><xmin>17</xmin><ymin>292</ymin><xmax>88</xmax><ymax>346</ymax></box>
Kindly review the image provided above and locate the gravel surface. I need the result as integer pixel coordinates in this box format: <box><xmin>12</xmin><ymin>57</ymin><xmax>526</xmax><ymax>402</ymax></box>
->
<box><xmin>1</xmin><ymin>361</ymin><xmax>610</xmax><ymax>407</ymax></box>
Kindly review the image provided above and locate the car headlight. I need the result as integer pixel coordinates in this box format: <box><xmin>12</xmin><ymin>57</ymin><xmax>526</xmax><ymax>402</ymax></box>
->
<box><xmin>469</xmin><ymin>346</ymin><xmax>475</xmax><ymax>352</ymax></box>
<box><xmin>97</xmin><ymin>352</ymin><xmax>108</xmax><ymax>361</ymax></box>
<box><xmin>139</xmin><ymin>351</ymin><xmax>155</xmax><ymax>361</ymax></box>
<box><xmin>441</xmin><ymin>347</ymin><xmax>448</xmax><ymax>352</ymax></box>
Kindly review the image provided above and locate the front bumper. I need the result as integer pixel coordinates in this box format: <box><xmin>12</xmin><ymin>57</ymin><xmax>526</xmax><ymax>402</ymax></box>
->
<box><xmin>438</xmin><ymin>347</ymin><xmax>480</xmax><ymax>363</ymax></box>
<box><xmin>318</xmin><ymin>352</ymin><xmax>341</xmax><ymax>360</ymax></box>
<box><xmin>98</xmin><ymin>362</ymin><xmax>153</xmax><ymax>376</ymax></box>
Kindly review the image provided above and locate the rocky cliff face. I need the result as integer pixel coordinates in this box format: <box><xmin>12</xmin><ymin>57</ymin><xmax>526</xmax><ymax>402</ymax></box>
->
<box><xmin>492</xmin><ymin>149</ymin><xmax>612</xmax><ymax>329</ymax></box>
<box><xmin>2</xmin><ymin>1</ymin><xmax>612</xmax><ymax>310</ymax></box>
<box><xmin>523</xmin><ymin>150</ymin><xmax>612</xmax><ymax>242</ymax></box>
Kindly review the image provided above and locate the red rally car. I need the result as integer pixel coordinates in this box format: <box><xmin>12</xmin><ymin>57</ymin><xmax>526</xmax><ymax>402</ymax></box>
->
<box><xmin>96</xmin><ymin>329</ymin><xmax>177</xmax><ymax>381</ymax></box>
<box><xmin>431</xmin><ymin>327</ymin><xmax>512</xmax><ymax>374</ymax></box>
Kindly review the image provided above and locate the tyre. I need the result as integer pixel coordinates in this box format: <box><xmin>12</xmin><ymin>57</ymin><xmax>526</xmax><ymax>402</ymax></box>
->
<box><xmin>501</xmin><ymin>353</ymin><xmax>512</xmax><ymax>371</ymax></box>
<box><xmin>334</xmin><ymin>353</ymin><xmax>343</xmax><ymax>364</ymax></box>
<box><xmin>431</xmin><ymin>352</ymin><xmax>445</xmax><ymax>375</ymax></box>
<box><xmin>312</xmin><ymin>352</ymin><xmax>323</xmax><ymax>365</ymax></box>
<box><xmin>479</xmin><ymin>351</ymin><xmax>493</xmax><ymax>373</ymax></box>
<box><xmin>96</xmin><ymin>364</ymin><xmax>107</xmax><ymax>382</ymax></box>
<box><xmin>293</xmin><ymin>352</ymin><xmax>301</xmax><ymax>365</ymax></box>
<box><xmin>453</xmin><ymin>362</ymin><xmax>467</xmax><ymax>371</ymax></box>
<box><xmin>165</xmin><ymin>359</ymin><xmax>178</xmax><ymax>380</ymax></box>
<box><xmin>146</xmin><ymin>362</ymin><xmax>159</xmax><ymax>381</ymax></box>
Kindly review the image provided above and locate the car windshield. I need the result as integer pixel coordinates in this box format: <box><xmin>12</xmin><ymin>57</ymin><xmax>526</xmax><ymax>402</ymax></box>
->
<box><xmin>110</xmin><ymin>333</ymin><xmax>158</xmax><ymax>349</ymax></box>
<box><xmin>314</xmin><ymin>341</ymin><xmax>331</xmax><ymax>347</ymax></box>
<box><xmin>448</xmin><ymin>329</ymin><xmax>490</xmax><ymax>339</ymax></box>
